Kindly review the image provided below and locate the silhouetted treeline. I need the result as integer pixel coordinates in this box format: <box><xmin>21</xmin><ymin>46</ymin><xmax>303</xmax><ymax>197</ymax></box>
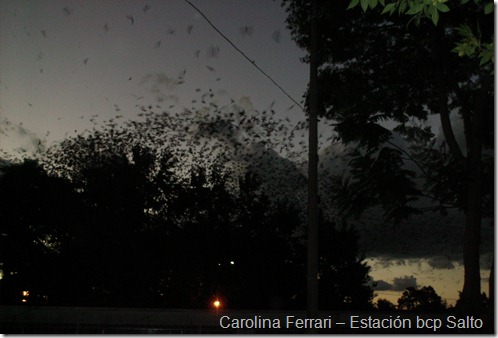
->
<box><xmin>0</xmin><ymin>140</ymin><xmax>373</xmax><ymax>310</ymax></box>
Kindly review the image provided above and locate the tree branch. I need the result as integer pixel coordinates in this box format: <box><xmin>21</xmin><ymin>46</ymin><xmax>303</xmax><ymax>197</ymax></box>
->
<box><xmin>438</xmin><ymin>102</ymin><xmax>465</xmax><ymax>163</ymax></box>
<box><xmin>386</xmin><ymin>140</ymin><xmax>431</xmax><ymax>179</ymax></box>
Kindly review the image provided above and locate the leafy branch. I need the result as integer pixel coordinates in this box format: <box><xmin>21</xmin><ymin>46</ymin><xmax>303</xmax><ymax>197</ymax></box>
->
<box><xmin>347</xmin><ymin>0</ymin><xmax>494</xmax><ymax>66</ymax></box>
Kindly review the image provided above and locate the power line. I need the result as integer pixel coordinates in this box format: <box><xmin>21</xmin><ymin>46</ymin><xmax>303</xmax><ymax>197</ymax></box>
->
<box><xmin>182</xmin><ymin>0</ymin><xmax>304</xmax><ymax>111</ymax></box>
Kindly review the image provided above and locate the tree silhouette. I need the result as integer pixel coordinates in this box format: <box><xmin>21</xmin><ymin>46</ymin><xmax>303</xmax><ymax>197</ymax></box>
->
<box><xmin>375</xmin><ymin>298</ymin><xmax>396</xmax><ymax>311</ymax></box>
<box><xmin>397</xmin><ymin>286</ymin><xmax>447</xmax><ymax>312</ymax></box>
<box><xmin>0</xmin><ymin>159</ymin><xmax>81</xmax><ymax>305</ymax></box>
<box><xmin>317</xmin><ymin>222</ymin><xmax>374</xmax><ymax>310</ymax></box>
<box><xmin>48</xmin><ymin>145</ymin><xmax>179</xmax><ymax>307</ymax></box>
<box><xmin>282</xmin><ymin>0</ymin><xmax>493</xmax><ymax>313</ymax></box>
<box><xmin>1</xmin><ymin>99</ymin><xmax>375</xmax><ymax>310</ymax></box>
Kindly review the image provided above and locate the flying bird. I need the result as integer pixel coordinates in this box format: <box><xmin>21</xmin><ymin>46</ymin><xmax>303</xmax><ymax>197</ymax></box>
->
<box><xmin>239</xmin><ymin>26</ymin><xmax>254</xmax><ymax>37</ymax></box>
<box><xmin>63</xmin><ymin>7</ymin><xmax>73</xmax><ymax>16</ymax></box>
<box><xmin>154</xmin><ymin>40</ymin><xmax>161</xmax><ymax>48</ymax></box>
<box><xmin>143</xmin><ymin>5</ymin><xmax>151</xmax><ymax>13</ymax></box>
<box><xmin>272</xmin><ymin>30</ymin><xmax>281</xmax><ymax>43</ymax></box>
<box><xmin>207</xmin><ymin>45</ymin><xmax>220</xmax><ymax>58</ymax></box>
<box><xmin>126</xmin><ymin>15</ymin><xmax>134</xmax><ymax>25</ymax></box>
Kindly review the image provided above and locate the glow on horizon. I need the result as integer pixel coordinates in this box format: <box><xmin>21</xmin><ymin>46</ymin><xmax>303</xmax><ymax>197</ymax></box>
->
<box><xmin>369</xmin><ymin>257</ymin><xmax>492</xmax><ymax>307</ymax></box>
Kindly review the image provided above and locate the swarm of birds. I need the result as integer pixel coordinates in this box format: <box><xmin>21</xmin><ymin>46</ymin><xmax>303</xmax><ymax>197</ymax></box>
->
<box><xmin>4</xmin><ymin>1</ymin><xmax>477</xmax><ymax>278</ymax></box>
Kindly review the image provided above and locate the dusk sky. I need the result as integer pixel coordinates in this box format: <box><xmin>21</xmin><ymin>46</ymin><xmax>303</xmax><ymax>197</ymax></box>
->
<box><xmin>0</xmin><ymin>0</ymin><xmax>492</xmax><ymax>306</ymax></box>
<box><xmin>1</xmin><ymin>0</ymin><xmax>308</xmax><ymax>154</ymax></box>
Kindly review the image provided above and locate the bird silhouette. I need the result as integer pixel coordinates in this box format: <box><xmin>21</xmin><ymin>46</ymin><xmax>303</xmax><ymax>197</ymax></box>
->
<box><xmin>239</xmin><ymin>26</ymin><xmax>254</xmax><ymax>37</ymax></box>
<box><xmin>272</xmin><ymin>30</ymin><xmax>281</xmax><ymax>43</ymax></box>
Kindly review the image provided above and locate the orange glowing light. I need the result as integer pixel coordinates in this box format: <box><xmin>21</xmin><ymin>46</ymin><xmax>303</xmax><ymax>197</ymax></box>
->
<box><xmin>22</xmin><ymin>291</ymin><xmax>29</xmax><ymax>297</ymax></box>
<box><xmin>213</xmin><ymin>300</ymin><xmax>221</xmax><ymax>308</ymax></box>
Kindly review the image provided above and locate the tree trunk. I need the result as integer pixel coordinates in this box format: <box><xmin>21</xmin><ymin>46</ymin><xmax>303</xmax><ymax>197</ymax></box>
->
<box><xmin>459</xmin><ymin>82</ymin><xmax>485</xmax><ymax>314</ymax></box>
<box><xmin>460</xmin><ymin>165</ymin><xmax>482</xmax><ymax>314</ymax></box>
<box><xmin>436</xmin><ymin>64</ymin><xmax>483</xmax><ymax>314</ymax></box>
<box><xmin>307</xmin><ymin>0</ymin><xmax>319</xmax><ymax>322</ymax></box>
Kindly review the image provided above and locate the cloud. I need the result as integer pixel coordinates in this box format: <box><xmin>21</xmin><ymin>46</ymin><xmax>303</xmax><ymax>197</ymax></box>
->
<box><xmin>392</xmin><ymin>275</ymin><xmax>418</xmax><ymax>291</ymax></box>
<box><xmin>237</xmin><ymin>96</ymin><xmax>255</xmax><ymax>113</ymax></box>
<box><xmin>373</xmin><ymin>257</ymin><xmax>395</xmax><ymax>268</ymax></box>
<box><xmin>480</xmin><ymin>252</ymin><xmax>494</xmax><ymax>269</ymax></box>
<box><xmin>320</xmin><ymin>128</ymin><xmax>493</xmax><ymax>264</ymax></box>
<box><xmin>371</xmin><ymin>257</ymin><xmax>409</xmax><ymax>269</ymax></box>
<box><xmin>373</xmin><ymin>275</ymin><xmax>418</xmax><ymax>291</ymax></box>
<box><xmin>0</xmin><ymin>118</ymin><xmax>45</xmax><ymax>156</ymax></box>
<box><xmin>373</xmin><ymin>279</ymin><xmax>393</xmax><ymax>291</ymax></box>
<box><xmin>427</xmin><ymin>256</ymin><xmax>455</xmax><ymax>270</ymax></box>
<box><xmin>140</xmin><ymin>72</ymin><xmax>181</xmax><ymax>103</ymax></box>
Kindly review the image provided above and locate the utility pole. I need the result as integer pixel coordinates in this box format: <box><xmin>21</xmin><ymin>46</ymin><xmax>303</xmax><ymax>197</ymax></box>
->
<box><xmin>307</xmin><ymin>0</ymin><xmax>319</xmax><ymax>322</ymax></box>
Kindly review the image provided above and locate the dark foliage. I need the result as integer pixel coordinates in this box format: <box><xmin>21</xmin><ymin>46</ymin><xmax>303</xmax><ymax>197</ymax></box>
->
<box><xmin>318</xmin><ymin>222</ymin><xmax>374</xmax><ymax>310</ymax></box>
<box><xmin>375</xmin><ymin>298</ymin><xmax>396</xmax><ymax>311</ymax></box>
<box><xmin>281</xmin><ymin>0</ymin><xmax>493</xmax><ymax>218</ymax></box>
<box><xmin>0</xmin><ymin>128</ymin><xmax>373</xmax><ymax>309</ymax></box>
<box><xmin>397</xmin><ymin>286</ymin><xmax>447</xmax><ymax>311</ymax></box>
<box><xmin>281</xmin><ymin>0</ymin><xmax>493</xmax><ymax>313</ymax></box>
